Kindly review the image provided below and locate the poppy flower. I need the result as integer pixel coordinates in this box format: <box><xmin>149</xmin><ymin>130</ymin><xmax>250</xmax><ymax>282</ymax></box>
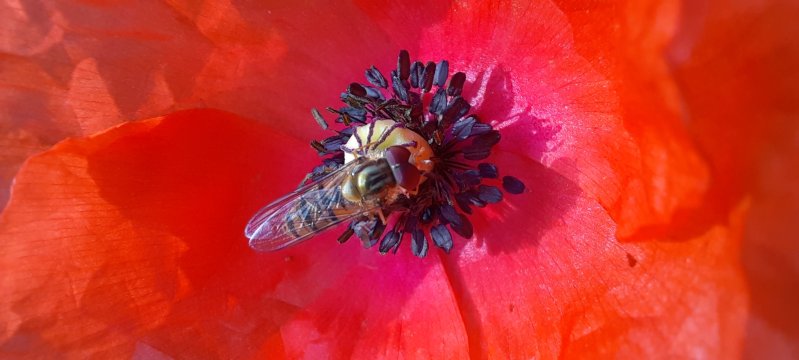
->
<box><xmin>0</xmin><ymin>0</ymin><xmax>796</xmax><ymax>358</ymax></box>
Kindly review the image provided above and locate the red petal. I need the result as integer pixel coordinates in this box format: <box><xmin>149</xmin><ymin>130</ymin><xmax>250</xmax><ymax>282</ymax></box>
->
<box><xmin>668</xmin><ymin>1</ymin><xmax>799</xmax><ymax>353</ymax></box>
<box><xmin>0</xmin><ymin>110</ymin><xmax>309</xmax><ymax>357</ymax></box>
<box><xmin>0</xmin><ymin>0</ymin><xmax>761</xmax><ymax>357</ymax></box>
<box><xmin>415</xmin><ymin>1</ymin><xmax>712</xmax><ymax>240</ymax></box>
<box><xmin>0</xmin><ymin>0</ymin><xmax>449</xmax><ymax>210</ymax></box>
<box><xmin>0</xmin><ymin>110</ymin><xmax>468</xmax><ymax>358</ymax></box>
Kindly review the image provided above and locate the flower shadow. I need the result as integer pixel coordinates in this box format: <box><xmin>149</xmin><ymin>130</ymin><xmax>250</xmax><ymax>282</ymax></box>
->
<box><xmin>454</xmin><ymin>66</ymin><xmax>577</xmax><ymax>257</ymax></box>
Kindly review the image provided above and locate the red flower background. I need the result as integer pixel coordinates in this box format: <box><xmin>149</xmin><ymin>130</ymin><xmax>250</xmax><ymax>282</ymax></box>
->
<box><xmin>0</xmin><ymin>0</ymin><xmax>797</xmax><ymax>358</ymax></box>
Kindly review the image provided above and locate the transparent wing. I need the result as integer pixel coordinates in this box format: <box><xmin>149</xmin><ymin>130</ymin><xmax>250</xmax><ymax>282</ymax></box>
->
<box><xmin>245</xmin><ymin>159</ymin><xmax>379</xmax><ymax>251</ymax></box>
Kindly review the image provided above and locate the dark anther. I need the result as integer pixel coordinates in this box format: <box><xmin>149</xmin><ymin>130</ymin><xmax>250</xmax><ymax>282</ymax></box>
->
<box><xmin>469</xmin><ymin>122</ymin><xmax>493</xmax><ymax>136</ymax></box>
<box><xmin>465</xmin><ymin>190</ymin><xmax>487</xmax><ymax>208</ymax></box>
<box><xmin>365</xmin><ymin>66</ymin><xmax>388</xmax><ymax>88</ymax></box>
<box><xmin>455</xmin><ymin>193</ymin><xmax>473</xmax><ymax>214</ymax></box>
<box><xmin>447</xmin><ymin>72</ymin><xmax>466</xmax><ymax>96</ymax></box>
<box><xmin>337</xmin><ymin>227</ymin><xmax>354</xmax><ymax>243</ymax></box>
<box><xmin>429</xmin><ymin>88</ymin><xmax>448</xmax><ymax>115</ymax></box>
<box><xmin>463</xmin><ymin>130</ymin><xmax>501</xmax><ymax>160</ymax></box>
<box><xmin>441</xmin><ymin>97</ymin><xmax>470</xmax><ymax>127</ymax></box>
<box><xmin>365</xmin><ymin>221</ymin><xmax>385</xmax><ymax>248</ymax></box>
<box><xmin>411</xmin><ymin>229</ymin><xmax>428</xmax><ymax>258</ymax></box>
<box><xmin>450</xmin><ymin>214</ymin><xmax>473</xmax><ymax>239</ymax></box>
<box><xmin>320</xmin><ymin>135</ymin><xmax>346</xmax><ymax>153</ymax></box>
<box><xmin>472</xmin><ymin>130</ymin><xmax>501</xmax><ymax>148</ymax></box>
<box><xmin>353</xmin><ymin>219</ymin><xmax>373</xmax><ymax>241</ymax></box>
<box><xmin>438</xmin><ymin>203</ymin><xmax>461</xmax><ymax>226</ymax></box>
<box><xmin>410</xmin><ymin>61</ymin><xmax>423</xmax><ymax>88</ymax></box>
<box><xmin>339</xmin><ymin>106</ymin><xmax>367</xmax><ymax>123</ymax></box>
<box><xmin>398</xmin><ymin>50</ymin><xmax>411</xmax><ymax>81</ymax></box>
<box><xmin>430</xmin><ymin>224</ymin><xmax>453</xmax><ymax>253</ymax></box>
<box><xmin>452</xmin><ymin>116</ymin><xmax>476</xmax><ymax>140</ymax></box>
<box><xmin>459</xmin><ymin>170</ymin><xmax>481</xmax><ymax>187</ymax></box>
<box><xmin>502</xmin><ymin>176</ymin><xmax>525</xmax><ymax>194</ymax></box>
<box><xmin>311</xmin><ymin>108</ymin><xmax>328</xmax><ymax>130</ymax></box>
<box><xmin>420</xmin><ymin>207</ymin><xmax>435</xmax><ymax>223</ymax></box>
<box><xmin>477</xmin><ymin>185</ymin><xmax>503</xmax><ymax>203</ymax></box>
<box><xmin>379</xmin><ymin>230</ymin><xmax>401</xmax><ymax>254</ymax></box>
<box><xmin>434</xmin><ymin>60</ymin><xmax>449</xmax><ymax>87</ymax></box>
<box><xmin>364</xmin><ymin>86</ymin><xmax>385</xmax><ymax>101</ymax></box>
<box><xmin>392</xmin><ymin>72</ymin><xmax>410</xmax><ymax>102</ymax></box>
<box><xmin>421</xmin><ymin>61</ymin><xmax>436</xmax><ymax>92</ymax></box>
<box><xmin>478</xmin><ymin>163</ymin><xmax>498</xmax><ymax>178</ymax></box>
<box><xmin>348</xmin><ymin>82</ymin><xmax>367</xmax><ymax>98</ymax></box>
<box><xmin>310</xmin><ymin>140</ymin><xmax>326</xmax><ymax>154</ymax></box>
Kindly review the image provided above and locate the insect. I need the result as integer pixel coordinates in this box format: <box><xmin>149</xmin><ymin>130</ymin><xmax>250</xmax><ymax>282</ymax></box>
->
<box><xmin>245</xmin><ymin>120</ymin><xmax>430</xmax><ymax>251</ymax></box>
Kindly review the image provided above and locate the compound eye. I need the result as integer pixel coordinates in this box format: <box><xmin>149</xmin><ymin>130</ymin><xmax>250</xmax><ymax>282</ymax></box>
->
<box><xmin>384</xmin><ymin>146</ymin><xmax>411</xmax><ymax>165</ymax></box>
<box><xmin>385</xmin><ymin>146</ymin><xmax>420</xmax><ymax>190</ymax></box>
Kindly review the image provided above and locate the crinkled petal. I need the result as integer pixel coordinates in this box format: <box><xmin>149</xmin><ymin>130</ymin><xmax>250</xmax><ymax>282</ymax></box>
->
<box><xmin>1</xmin><ymin>109</ymin><xmax>748</xmax><ymax>358</ymax></box>
<box><xmin>668</xmin><ymin>0</ymin><xmax>799</xmax><ymax>354</ymax></box>
<box><xmin>0</xmin><ymin>0</ymin><xmax>768</xmax><ymax>358</ymax></box>
<box><xmin>0</xmin><ymin>110</ymin><xmax>470</xmax><ymax>358</ymax></box>
<box><xmin>0</xmin><ymin>0</ymin><xmax>450</xmax><ymax>209</ymax></box>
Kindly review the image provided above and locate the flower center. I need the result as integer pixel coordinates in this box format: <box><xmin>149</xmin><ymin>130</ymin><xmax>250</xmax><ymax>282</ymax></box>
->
<box><xmin>306</xmin><ymin>50</ymin><xmax>525</xmax><ymax>257</ymax></box>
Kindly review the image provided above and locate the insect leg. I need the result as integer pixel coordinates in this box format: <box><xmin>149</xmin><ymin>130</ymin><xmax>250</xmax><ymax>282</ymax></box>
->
<box><xmin>377</xmin><ymin>208</ymin><xmax>387</xmax><ymax>225</ymax></box>
<box><xmin>366</xmin><ymin>121</ymin><xmax>376</xmax><ymax>145</ymax></box>
<box><xmin>370</xmin><ymin>122</ymin><xmax>403</xmax><ymax>150</ymax></box>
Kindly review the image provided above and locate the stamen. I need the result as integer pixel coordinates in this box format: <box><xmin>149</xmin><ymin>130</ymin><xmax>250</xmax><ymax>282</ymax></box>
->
<box><xmin>365</xmin><ymin>66</ymin><xmax>388</xmax><ymax>88</ymax></box>
<box><xmin>433</xmin><ymin>60</ymin><xmax>449</xmax><ymax>87</ymax></box>
<box><xmin>430</xmin><ymin>224</ymin><xmax>453</xmax><ymax>253</ymax></box>
<box><xmin>311</xmin><ymin>108</ymin><xmax>328</xmax><ymax>130</ymax></box>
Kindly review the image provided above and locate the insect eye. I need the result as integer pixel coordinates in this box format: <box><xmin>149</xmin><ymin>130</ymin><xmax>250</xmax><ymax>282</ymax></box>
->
<box><xmin>384</xmin><ymin>146</ymin><xmax>412</xmax><ymax>165</ymax></box>
<box><xmin>385</xmin><ymin>146</ymin><xmax>420</xmax><ymax>190</ymax></box>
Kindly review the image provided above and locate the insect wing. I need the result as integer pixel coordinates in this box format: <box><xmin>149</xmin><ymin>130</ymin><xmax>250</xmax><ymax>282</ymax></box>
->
<box><xmin>245</xmin><ymin>160</ymin><xmax>375</xmax><ymax>251</ymax></box>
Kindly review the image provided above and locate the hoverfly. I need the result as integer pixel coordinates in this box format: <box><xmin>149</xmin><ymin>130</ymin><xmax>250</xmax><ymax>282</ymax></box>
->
<box><xmin>245</xmin><ymin>120</ymin><xmax>432</xmax><ymax>251</ymax></box>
